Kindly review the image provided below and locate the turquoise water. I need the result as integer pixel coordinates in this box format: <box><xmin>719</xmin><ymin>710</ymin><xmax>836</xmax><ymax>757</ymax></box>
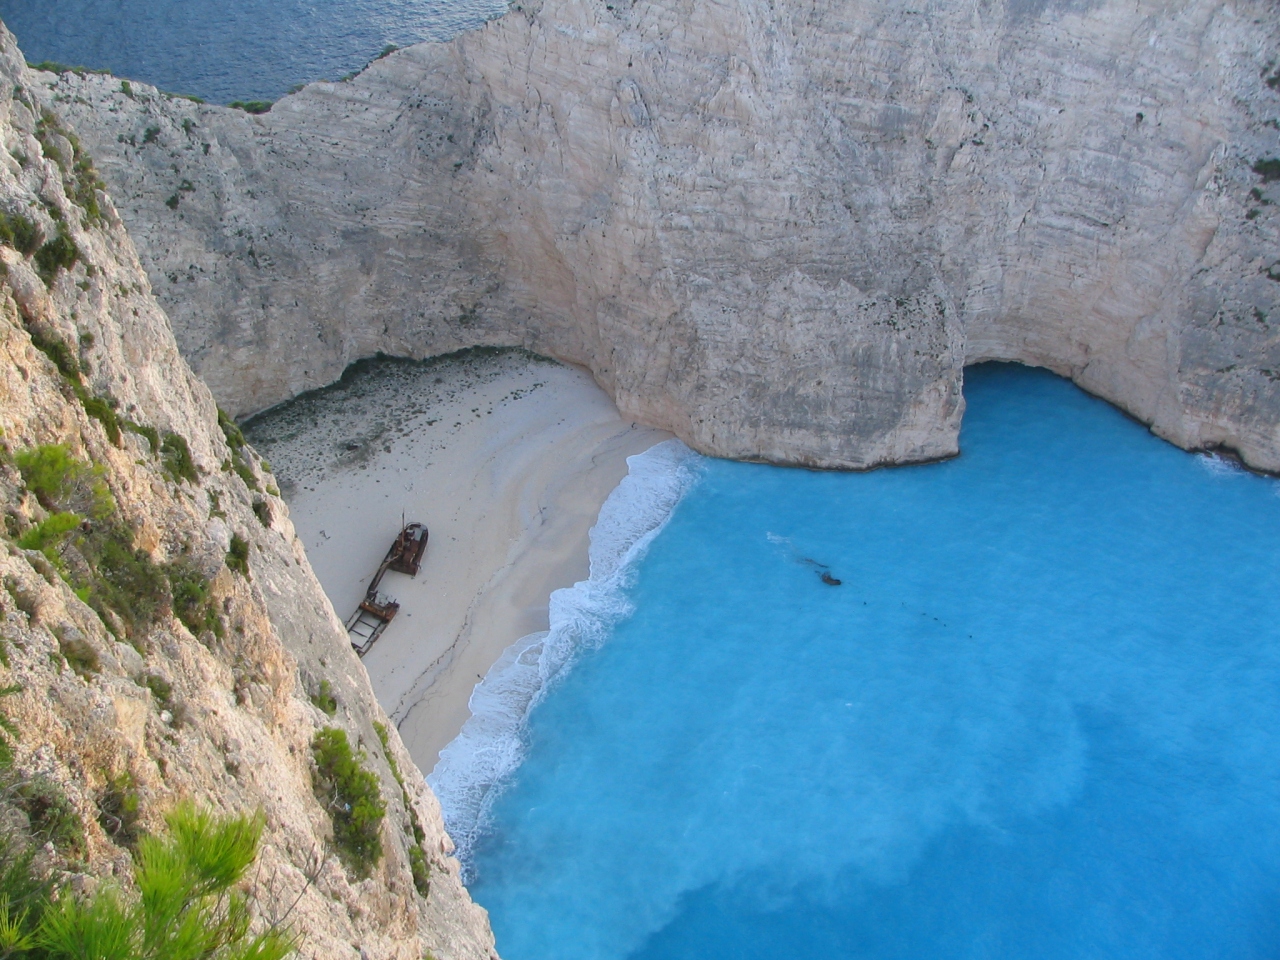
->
<box><xmin>0</xmin><ymin>0</ymin><xmax>503</xmax><ymax>103</ymax></box>
<box><xmin>449</xmin><ymin>363</ymin><xmax>1280</xmax><ymax>960</ymax></box>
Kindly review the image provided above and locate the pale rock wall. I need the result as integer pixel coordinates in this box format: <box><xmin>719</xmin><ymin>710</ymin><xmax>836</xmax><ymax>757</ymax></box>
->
<box><xmin>0</xmin><ymin>28</ymin><xmax>496</xmax><ymax>960</ymax></box>
<box><xmin>29</xmin><ymin>0</ymin><xmax>1280</xmax><ymax>469</ymax></box>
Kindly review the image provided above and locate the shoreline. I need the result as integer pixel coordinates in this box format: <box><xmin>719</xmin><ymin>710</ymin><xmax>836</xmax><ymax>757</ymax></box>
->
<box><xmin>428</xmin><ymin>437</ymin><xmax>703</xmax><ymax>868</ymax></box>
<box><xmin>244</xmin><ymin>349</ymin><xmax>672</xmax><ymax>773</ymax></box>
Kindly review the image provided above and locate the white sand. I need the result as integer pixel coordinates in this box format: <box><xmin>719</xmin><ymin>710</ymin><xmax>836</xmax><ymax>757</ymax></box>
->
<box><xmin>245</xmin><ymin>351</ymin><xmax>670</xmax><ymax>772</ymax></box>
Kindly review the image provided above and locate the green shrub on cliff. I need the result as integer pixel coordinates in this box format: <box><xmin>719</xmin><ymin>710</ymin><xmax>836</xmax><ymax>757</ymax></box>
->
<box><xmin>0</xmin><ymin>714</ymin><xmax>286</xmax><ymax>959</ymax></box>
<box><xmin>227</xmin><ymin>101</ymin><xmax>272</xmax><ymax>115</ymax></box>
<box><xmin>125</xmin><ymin>420</ymin><xmax>161</xmax><ymax>455</ymax></box>
<box><xmin>26</xmin><ymin>61</ymin><xmax>110</xmax><ymax>78</ymax></box>
<box><xmin>14</xmin><ymin>444</ymin><xmax>111</xmax><ymax>516</ymax></box>
<box><xmin>9</xmin><ymin>445</ymin><xmax>206</xmax><ymax>642</ymax></box>
<box><xmin>217</xmin><ymin>409</ymin><xmax>262</xmax><ymax>492</ymax></box>
<box><xmin>1254</xmin><ymin>158</ymin><xmax>1280</xmax><ymax>183</ymax></box>
<box><xmin>25</xmin><ymin>326</ymin><xmax>79</xmax><ymax>379</ymax></box>
<box><xmin>13</xmin><ymin>775</ymin><xmax>85</xmax><ymax>853</ymax></box>
<box><xmin>32</xmin><ymin>109</ymin><xmax>106</xmax><ymax>227</ymax></box>
<box><xmin>168</xmin><ymin>562</ymin><xmax>222</xmax><ymax>638</ymax></box>
<box><xmin>19</xmin><ymin>329</ymin><xmax>123</xmax><ymax>446</ymax></box>
<box><xmin>0</xmin><ymin>211</ymin><xmax>41</xmax><ymax>256</ymax></box>
<box><xmin>0</xmin><ymin>835</ymin><xmax>52</xmax><ymax>953</ymax></box>
<box><xmin>217</xmin><ymin>408</ymin><xmax>246</xmax><ymax>452</ymax></box>
<box><xmin>33</xmin><ymin>225</ymin><xmax>79</xmax><ymax>285</ymax></box>
<box><xmin>311</xmin><ymin>727</ymin><xmax>385</xmax><ymax>877</ymax></box>
<box><xmin>95</xmin><ymin>771</ymin><xmax>141</xmax><ymax>848</ymax></box>
<box><xmin>78</xmin><ymin>393</ymin><xmax>122</xmax><ymax>446</ymax></box>
<box><xmin>160</xmin><ymin>432</ymin><xmax>198</xmax><ymax>484</ymax></box>
<box><xmin>373</xmin><ymin>721</ymin><xmax>430</xmax><ymax>897</ymax></box>
<box><xmin>226</xmin><ymin>535</ymin><xmax>250</xmax><ymax>578</ymax></box>
<box><xmin>251</xmin><ymin>499</ymin><xmax>271</xmax><ymax>527</ymax></box>
<box><xmin>0</xmin><ymin>683</ymin><xmax>19</xmax><ymax>768</ymax></box>
<box><xmin>17</xmin><ymin>512</ymin><xmax>82</xmax><ymax>555</ymax></box>
<box><xmin>310</xmin><ymin>680</ymin><xmax>337</xmax><ymax>717</ymax></box>
<box><xmin>27</xmin><ymin>802</ymin><xmax>293</xmax><ymax>960</ymax></box>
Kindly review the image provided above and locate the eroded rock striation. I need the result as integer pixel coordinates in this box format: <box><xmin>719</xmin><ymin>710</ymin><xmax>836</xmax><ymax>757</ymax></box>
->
<box><xmin>30</xmin><ymin>0</ymin><xmax>1280</xmax><ymax>469</ymax></box>
<box><xmin>0</xmin><ymin>28</ymin><xmax>496</xmax><ymax>960</ymax></box>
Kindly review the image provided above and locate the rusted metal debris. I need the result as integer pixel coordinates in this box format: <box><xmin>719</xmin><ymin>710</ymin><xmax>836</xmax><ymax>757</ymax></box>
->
<box><xmin>347</xmin><ymin>521</ymin><xmax>429</xmax><ymax>656</ymax></box>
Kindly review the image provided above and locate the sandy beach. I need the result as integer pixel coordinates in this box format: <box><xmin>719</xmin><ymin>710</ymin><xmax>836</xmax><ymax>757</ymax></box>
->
<box><xmin>245</xmin><ymin>350</ymin><xmax>671</xmax><ymax>773</ymax></box>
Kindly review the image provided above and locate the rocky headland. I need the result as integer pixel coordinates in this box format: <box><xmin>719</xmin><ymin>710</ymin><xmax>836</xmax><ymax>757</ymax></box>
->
<box><xmin>27</xmin><ymin>0</ymin><xmax>1280</xmax><ymax>471</ymax></box>
<box><xmin>0</xmin><ymin>27</ymin><xmax>495</xmax><ymax>960</ymax></box>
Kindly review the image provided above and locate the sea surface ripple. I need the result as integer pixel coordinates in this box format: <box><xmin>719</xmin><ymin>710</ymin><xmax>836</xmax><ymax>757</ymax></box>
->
<box><xmin>0</xmin><ymin>0</ymin><xmax>504</xmax><ymax>103</ymax></box>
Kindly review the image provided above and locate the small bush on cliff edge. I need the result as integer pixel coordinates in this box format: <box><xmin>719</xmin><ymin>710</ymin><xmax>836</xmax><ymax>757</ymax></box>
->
<box><xmin>14</xmin><ymin>444</ymin><xmax>112</xmax><ymax>516</ymax></box>
<box><xmin>226</xmin><ymin>534</ymin><xmax>250</xmax><ymax>578</ymax></box>
<box><xmin>167</xmin><ymin>562</ymin><xmax>222</xmax><ymax>638</ymax></box>
<box><xmin>96</xmin><ymin>771</ymin><xmax>141</xmax><ymax>848</ymax></box>
<box><xmin>1254</xmin><ymin>158</ymin><xmax>1280</xmax><ymax>184</ymax></box>
<box><xmin>311</xmin><ymin>727</ymin><xmax>385</xmax><ymax>878</ymax></box>
<box><xmin>0</xmin><ymin>211</ymin><xmax>41</xmax><ymax>256</ymax></box>
<box><xmin>10</xmin><ymin>445</ymin><xmax>183</xmax><ymax>642</ymax></box>
<box><xmin>373</xmin><ymin>721</ymin><xmax>430</xmax><ymax>898</ymax></box>
<box><xmin>227</xmin><ymin>100</ymin><xmax>272</xmax><ymax>115</ymax></box>
<box><xmin>160</xmin><ymin>432</ymin><xmax>198</xmax><ymax>484</ymax></box>
<box><xmin>33</xmin><ymin>224</ymin><xmax>79</xmax><ymax>286</ymax></box>
<box><xmin>12</xmin><ymin>802</ymin><xmax>294</xmax><ymax>960</ymax></box>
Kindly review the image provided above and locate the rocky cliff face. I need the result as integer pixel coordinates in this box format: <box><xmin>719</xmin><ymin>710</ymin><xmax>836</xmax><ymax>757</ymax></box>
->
<box><xmin>29</xmin><ymin>0</ymin><xmax>1280</xmax><ymax>470</ymax></box>
<box><xmin>0</xmin><ymin>28</ymin><xmax>496</xmax><ymax>960</ymax></box>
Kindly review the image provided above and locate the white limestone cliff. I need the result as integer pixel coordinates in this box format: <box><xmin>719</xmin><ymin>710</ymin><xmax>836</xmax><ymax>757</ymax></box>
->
<box><xmin>29</xmin><ymin>0</ymin><xmax>1280</xmax><ymax>470</ymax></box>
<box><xmin>0</xmin><ymin>28</ymin><xmax>497</xmax><ymax>960</ymax></box>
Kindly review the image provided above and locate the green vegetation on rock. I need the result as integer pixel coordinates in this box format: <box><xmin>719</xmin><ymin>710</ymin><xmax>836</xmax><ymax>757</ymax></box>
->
<box><xmin>12</xmin><ymin>775</ymin><xmax>84</xmax><ymax>853</ymax></box>
<box><xmin>23</xmin><ymin>324</ymin><xmax>122</xmax><ymax>445</ymax></box>
<box><xmin>124</xmin><ymin>420</ymin><xmax>160</xmax><ymax>455</ymax></box>
<box><xmin>168</xmin><ymin>562</ymin><xmax>222</xmax><ymax>638</ymax></box>
<box><xmin>0</xmin><ymin>801</ymin><xmax>293</xmax><ymax>960</ymax></box>
<box><xmin>0</xmin><ymin>211</ymin><xmax>41</xmax><ymax>256</ymax></box>
<box><xmin>15</xmin><ymin>444</ymin><xmax>111</xmax><ymax>516</ymax></box>
<box><xmin>1253</xmin><ymin>158</ymin><xmax>1280</xmax><ymax>183</ymax></box>
<box><xmin>26</xmin><ymin>61</ymin><xmax>110</xmax><ymax>78</ymax></box>
<box><xmin>251</xmin><ymin>499</ymin><xmax>271</xmax><ymax>527</ymax></box>
<box><xmin>57</xmin><ymin>632</ymin><xmax>100</xmax><ymax>678</ymax></box>
<box><xmin>0</xmin><ymin>685</ymin><xmax>86</xmax><ymax>871</ymax></box>
<box><xmin>226</xmin><ymin>535</ymin><xmax>250</xmax><ymax>578</ymax></box>
<box><xmin>310</xmin><ymin>679</ymin><xmax>337</xmax><ymax>717</ymax></box>
<box><xmin>96</xmin><ymin>771</ymin><xmax>141</xmax><ymax>848</ymax></box>
<box><xmin>373</xmin><ymin>721</ymin><xmax>430</xmax><ymax>898</ymax></box>
<box><xmin>34</xmin><ymin>109</ymin><xmax>107</xmax><ymax>227</ymax></box>
<box><xmin>33</xmin><ymin>225</ymin><xmax>79</xmax><ymax>285</ymax></box>
<box><xmin>160</xmin><ymin>432</ymin><xmax>198</xmax><ymax>484</ymax></box>
<box><xmin>311</xmin><ymin>727</ymin><xmax>385</xmax><ymax>878</ymax></box>
<box><xmin>218</xmin><ymin>408</ymin><xmax>261</xmax><ymax>492</ymax></box>
<box><xmin>10</xmin><ymin>444</ymin><xmax>222</xmax><ymax>643</ymax></box>
<box><xmin>16</xmin><ymin>511</ymin><xmax>81</xmax><ymax>553</ymax></box>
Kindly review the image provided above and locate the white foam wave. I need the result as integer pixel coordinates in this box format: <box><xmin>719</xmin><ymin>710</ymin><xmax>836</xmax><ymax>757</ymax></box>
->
<box><xmin>1196</xmin><ymin>452</ymin><xmax>1244</xmax><ymax>477</ymax></box>
<box><xmin>427</xmin><ymin>439</ymin><xmax>703</xmax><ymax>870</ymax></box>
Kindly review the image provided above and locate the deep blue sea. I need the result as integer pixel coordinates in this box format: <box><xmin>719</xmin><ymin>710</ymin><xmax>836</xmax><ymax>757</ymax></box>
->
<box><xmin>432</xmin><ymin>363</ymin><xmax>1280</xmax><ymax>960</ymax></box>
<box><xmin>0</xmin><ymin>0</ymin><xmax>504</xmax><ymax>103</ymax></box>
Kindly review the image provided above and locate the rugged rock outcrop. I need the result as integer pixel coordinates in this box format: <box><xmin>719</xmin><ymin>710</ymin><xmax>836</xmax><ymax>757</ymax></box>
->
<box><xmin>29</xmin><ymin>0</ymin><xmax>1280</xmax><ymax>469</ymax></box>
<box><xmin>0</xmin><ymin>29</ymin><xmax>496</xmax><ymax>960</ymax></box>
